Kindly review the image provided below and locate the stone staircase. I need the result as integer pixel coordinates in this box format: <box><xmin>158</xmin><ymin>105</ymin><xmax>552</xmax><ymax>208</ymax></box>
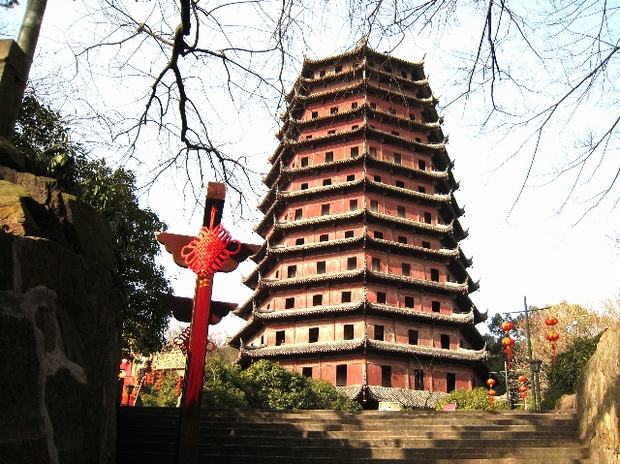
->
<box><xmin>117</xmin><ymin>407</ymin><xmax>591</xmax><ymax>463</ymax></box>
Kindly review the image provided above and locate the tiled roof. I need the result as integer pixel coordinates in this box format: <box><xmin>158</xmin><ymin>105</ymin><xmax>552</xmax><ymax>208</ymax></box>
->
<box><xmin>240</xmin><ymin>338</ymin><xmax>364</xmax><ymax>358</ymax></box>
<box><xmin>366</xmin><ymin>386</ymin><xmax>447</xmax><ymax>409</ymax></box>
<box><xmin>366</xmin><ymin>269</ymin><xmax>469</xmax><ymax>295</ymax></box>
<box><xmin>367</xmin><ymin>339</ymin><xmax>487</xmax><ymax>362</ymax></box>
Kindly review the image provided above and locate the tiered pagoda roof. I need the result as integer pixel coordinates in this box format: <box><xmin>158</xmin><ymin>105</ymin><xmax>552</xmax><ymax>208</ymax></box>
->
<box><xmin>230</xmin><ymin>40</ymin><xmax>488</xmax><ymax>404</ymax></box>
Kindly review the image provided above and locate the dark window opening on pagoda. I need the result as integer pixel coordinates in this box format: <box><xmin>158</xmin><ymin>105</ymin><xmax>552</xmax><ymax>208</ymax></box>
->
<box><xmin>430</xmin><ymin>268</ymin><xmax>439</xmax><ymax>282</ymax></box>
<box><xmin>341</xmin><ymin>291</ymin><xmax>352</xmax><ymax>303</ymax></box>
<box><xmin>405</xmin><ymin>296</ymin><xmax>414</xmax><ymax>308</ymax></box>
<box><xmin>418</xmin><ymin>186</ymin><xmax>426</xmax><ymax>193</ymax></box>
<box><xmin>306</xmin><ymin>135</ymin><xmax>312</xmax><ymax>139</ymax></box>
<box><xmin>335</xmin><ymin>65</ymin><xmax>342</xmax><ymax>73</ymax></box>
<box><xmin>374</xmin><ymin>175</ymin><xmax>382</xmax><ymax>182</ymax></box>
<box><xmin>301</xmin><ymin>157</ymin><xmax>309</xmax><ymax>167</ymax></box>
<box><xmin>344</xmin><ymin>324</ymin><xmax>354</xmax><ymax>339</ymax></box>
<box><xmin>422</xmin><ymin>241</ymin><xmax>431</xmax><ymax>249</ymax></box>
<box><xmin>336</xmin><ymin>365</ymin><xmax>347</xmax><ymax>386</ymax></box>
<box><xmin>418</xmin><ymin>159</ymin><xmax>426</xmax><ymax>170</ymax></box>
<box><xmin>285</xmin><ymin>298</ymin><xmax>295</xmax><ymax>309</ymax></box>
<box><xmin>432</xmin><ymin>301</ymin><xmax>441</xmax><ymax>312</ymax></box>
<box><xmin>311</xmin><ymin>111</ymin><xmax>318</xmax><ymax>119</ymax></box>
<box><xmin>330</xmin><ymin>106</ymin><xmax>339</xmax><ymax>114</ymax></box>
<box><xmin>351</xmin><ymin>102</ymin><xmax>358</xmax><ymax>109</ymax></box>
<box><xmin>395</xmin><ymin>180</ymin><xmax>405</xmax><ymax>188</ymax></box>
<box><xmin>275</xmin><ymin>270</ymin><xmax>279</xmax><ymax>278</ymax></box>
<box><xmin>352</xmin><ymin>125</ymin><xmax>359</xmax><ymax>130</ymax></box>
<box><xmin>397</xmin><ymin>205</ymin><xmax>406</xmax><ymax>218</ymax></box>
<box><xmin>276</xmin><ymin>331</ymin><xmax>285</xmax><ymax>346</ymax></box>
<box><xmin>441</xmin><ymin>334</ymin><xmax>450</xmax><ymax>349</ymax></box>
<box><xmin>447</xmin><ymin>373</ymin><xmax>456</xmax><ymax>392</ymax></box>
<box><xmin>317</xmin><ymin>261</ymin><xmax>326</xmax><ymax>274</ymax></box>
<box><xmin>325</xmin><ymin>151</ymin><xmax>334</xmax><ymax>162</ymax></box>
<box><xmin>368</xmin><ymin>147</ymin><xmax>377</xmax><ymax>157</ymax></box>
<box><xmin>388</xmin><ymin>107</ymin><xmax>396</xmax><ymax>115</ymax></box>
<box><xmin>409</xmin><ymin>113</ymin><xmax>416</xmax><ymax>120</ymax></box>
<box><xmin>302</xmin><ymin>367</ymin><xmax>313</xmax><ymax>377</ymax></box>
<box><xmin>373</xmin><ymin>231</ymin><xmax>383</xmax><ymax>239</ymax></box>
<box><xmin>295</xmin><ymin>238</ymin><xmax>305</xmax><ymax>245</ymax></box>
<box><xmin>327</xmin><ymin>129</ymin><xmax>336</xmax><ymax>135</ymax></box>
<box><xmin>349</xmin><ymin>199</ymin><xmax>358</xmax><ymax>211</ymax></box>
<box><xmin>393</xmin><ymin>153</ymin><xmax>402</xmax><ymax>164</ymax></box>
<box><xmin>414</xmin><ymin>369</ymin><xmax>424</xmax><ymax>390</ymax></box>
<box><xmin>370</xmin><ymin>200</ymin><xmax>379</xmax><ymax>212</ymax></box>
<box><xmin>287</xmin><ymin>265</ymin><xmax>297</xmax><ymax>278</ymax></box>
<box><xmin>381</xmin><ymin>365</ymin><xmax>392</xmax><ymax>387</ymax></box>
<box><xmin>370</xmin><ymin>102</ymin><xmax>377</xmax><ymax>109</ymax></box>
<box><xmin>323</xmin><ymin>178</ymin><xmax>332</xmax><ymax>186</ymax></box>
<box><xmin>294</xmin><ymin>208</ymin><xmax>303</xmax><ymax>220</ymax></box>
<box><xmin>415</xmin><ymin>137</ymin><xmax>421</xmax><ymax>142</ymax></box>
<box><xmin>347</xmin><ymin>257</ymin><xmax>357</xmax><ymax>270</ymax></box>
<box><xmin>398</xmin><ymin>236</ymin><xmax>407</xmax><ymax>244</ymax></box>
<box><xmin>260</xmin><ymin>335</ymin><xmax>265</xmax><ymax>345</ymax></box>
<box><xmin>372</xmin><ymin>258</ymin><xmax>381</xmax><ymax>271</ymax></box>
<box><xmin>313</xmin><ymin>295</ymin><xmax>323</xmax><ymax>306</ymax></box>
<box><xmin>408</xmin><ymin>329</ymin><xmax>418</xmax><ymax>345</ymax></box>
<box><xmin>309</xmin><ymin>327</ymin><xmax>319</xmax><ymax>343</ymax></box>
<box><xmin>424</xmin><ymin>212</ymin><xmax>432</xmax><ymax>223</ymax></box>
<box><xmin>321</xmin><ymin>204</ymin><xmax>330</xmax><ymax>215</ymax></box>
<box><xmin>350</xmin><ymin>146</ymin><xmax>359</xmax><ymax>158</ymax></box>
<box><xmin>377</xmin><ymin>292</ymin><xmax>386</xmax><ymax>304</ymax></box>
<box><xmin>347</xmin><ymin>174</ymin><xmax>355</xmax><ymax>181</ymax></box>
<box><xmin>319</xmin><ymin>234</ymin><xmax>328</xmax><ymax>242</ymax></box>
<box><xmin>301</xmin><ymin>182</ymin><xmax>308</xmax><ymax>190</ymax></box>
<box><xmin>391</xmin><ymin>130</ymin><xmax>399</xmax><ymax>136</ymax></box>
<box><xmin>345</xmin><ymin>230</ymin><xmax>354</xmax><ymax>238</ymax></box>
<box><xmin>459</xmin><ymin>339</ymin><xmax>464</xmax><ymax>348</ymax></box>
<box><xmin>319</xmin><ymin>70</ymin><xmax>326</xmax><ymax>77</ymax></box>
<box><xmin>374</xmin><ymin>325</ymin><xmax>385</xmax><ymax>340</ymax></box>
<box><xmin>402</xmin><ymin>263</ymin><xmax>411</xmax><ymax>276</ymax></box>
<box><xmin>401</xmin><ymin>71</ymin><xmax>407</xmax><ymax>78</ymax></box>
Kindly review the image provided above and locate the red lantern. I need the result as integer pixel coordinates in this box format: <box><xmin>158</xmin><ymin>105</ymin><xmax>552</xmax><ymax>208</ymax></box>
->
<box><xmin>502</xmin><ymin>336</ymin><xmax>515</xmax><ymax>368</ymax></box>
<box><xmin>487</xmin><ymin>389</ymin><xmax>497</xmax><ymax>396</ymax></box>
<box><xmin>519</xmin><ymin>392</ymin><xmax>527</xmax><ymax>399</ymax></box>
<box><xmin>544</xmin><ymin>316</ymin><xmax>558</xmax><ymax>326</ymax></box>
<box><xmin>501</xmin><ymin>321</ymin><xmax>515</xmax><ymax>333</ymax></box>
<box><xmin>486</xmin><ymin>378</ymin><xmax>496</xmax><ymax>387</ymax></box>
<box><xmin>518</xmin><ymin>375</ymin><xmax>528</xmax><ymax>383</ymax></box>
<box><xmin>518</xmin><ymin>385</ymin><xmax>528</xmax><ymax>393</ymax></box>
<box><xmin>545</xmin><ymin>330</ymin><xmax>560</xmax><ymax>365</ymax></box>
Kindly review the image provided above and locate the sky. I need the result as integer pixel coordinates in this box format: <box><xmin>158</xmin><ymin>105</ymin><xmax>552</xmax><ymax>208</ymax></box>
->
<box><xmin>2</xmin><ymin>1</ymin><xmax>618</xmax><ymax>339</ymax></box>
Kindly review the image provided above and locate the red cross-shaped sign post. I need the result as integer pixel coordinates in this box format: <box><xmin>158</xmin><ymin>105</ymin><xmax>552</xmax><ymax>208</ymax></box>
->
<box><xmin>156</xmin><ymin>183</ymin><xmax>258</xmax><ymax>464</ymax></box>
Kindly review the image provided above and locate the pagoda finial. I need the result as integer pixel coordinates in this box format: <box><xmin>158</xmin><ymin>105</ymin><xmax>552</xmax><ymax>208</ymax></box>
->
<box><xmin>357</xmin><ymin>36</ymin><xmax>368</xmax><ymax>49</ymax></box>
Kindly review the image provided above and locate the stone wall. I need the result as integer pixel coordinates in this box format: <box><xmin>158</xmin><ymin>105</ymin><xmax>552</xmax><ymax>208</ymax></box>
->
<box><xmin>577</xmin><ymin>324</ymin><xmax>620</xmax><ymax>464</ymax></box>
<box><xmin>0</xmin><ymin>140</ymin><xmax>122</xmax><ymax>464</ymax></box>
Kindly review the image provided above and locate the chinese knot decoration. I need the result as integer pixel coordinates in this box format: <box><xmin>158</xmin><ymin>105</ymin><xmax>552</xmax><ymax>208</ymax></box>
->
<box><xmin>180</xmin><ymin>207</ymin><xmax>241</xmax><ymax>282</ymax></box>
<box><xmin>517</xmin><ymin>375</ymin><xmax>529</xmax><ymax>404</ymax></box>
<box><xmin>544</xmin><ymin>316</ymin><xmax>560</xmax><ymax>365</ymax></box>
<box><xmin>486</xmin><ymin>377</ymin><xmax>497</xmax><ymax>403</ymax></box>
<box><xmin>173</xmin><ymin>327</ymin><xmax>217</xmax><ymax>355</ymax></box>
<box><xmin>501</xmin><ymin>320</ymin><xmax>515</xmax><ymax>369</ymax></box>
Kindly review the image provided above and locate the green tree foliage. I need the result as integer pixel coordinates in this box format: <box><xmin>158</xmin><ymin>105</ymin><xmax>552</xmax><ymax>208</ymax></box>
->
<box><xmin>10</xmin><ymin>93</ymin><xmax>172</xmax><ymax>354</ymax></box>
<box><xmin>140</xmin><ymin>370</ymin><xmax>182</xmax><ymax>407</ymax></box>
<box><xmin>541</xmin><ymin>334</ymin><xmax>602</xmax><ymax>409</ymax></box>
<box><xmin>435</xmin><ymin>388</ymin><xmax>508</xmax><ymax>411</ymax></box>
<box><xmin>198</xmin><ymin>355</ymin><xmax>361</xmax><ymax>411</ymax></box>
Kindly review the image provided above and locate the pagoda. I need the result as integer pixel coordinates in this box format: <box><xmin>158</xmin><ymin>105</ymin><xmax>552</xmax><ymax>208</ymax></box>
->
<box><xmin>230</xmin><ymin>40</ymin><xmax>487</xmax><ymax>408</ymax></box>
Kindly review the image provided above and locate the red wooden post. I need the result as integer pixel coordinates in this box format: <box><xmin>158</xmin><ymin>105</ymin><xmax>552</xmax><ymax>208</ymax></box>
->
<box><xmin>176</xmin><ymin>183</ymin><xmax>231</xmax><ymax>464</ymax></box>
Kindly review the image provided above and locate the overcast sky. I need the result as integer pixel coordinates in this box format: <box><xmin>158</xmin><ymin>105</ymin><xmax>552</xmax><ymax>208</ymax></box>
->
<box><xmin>3</xmin><ymin>1</ymin><xmax>618</xmax><ymax>338</ymax></box>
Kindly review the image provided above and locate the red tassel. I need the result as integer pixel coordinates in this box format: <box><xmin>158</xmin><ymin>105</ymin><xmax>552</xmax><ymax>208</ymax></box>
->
<box><xmin>505</xmin><ymin>346</ymin><xmax>511</xmax><ymax>369</ymax></box>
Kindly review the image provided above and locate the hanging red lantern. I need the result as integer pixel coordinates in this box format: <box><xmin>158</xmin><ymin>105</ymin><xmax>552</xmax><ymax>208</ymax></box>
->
<box><xmin>518</xmin><ymin>375</ymin><xmax>528</xmax><ymax>384</ymax></box>
<box><xmin>486</xmin><ymin>378</ymin><xmax>496</xmax><ymax>387</ymax></box>
<box><xmin>487</xmin><ymin>389</ymin><xmax>497</xmax><ymax>396</ymax></box>
<box><xmin>546</xmin><ymin>330</ymin><xmax>560</xmax><ymax>365</ymax></box>
<box><xmin>501</xmin><ymin>321</ymin><xmax>515</xmax><ymax>333</ymax></box>
<box><xmin>519</xmin><ymin>392</ymin><xmax>527</xmax><ymax>399</ymax></box>
<box><xmin>544</xmin><ymin>316</ymin><xmax>558</xmax><ymax>327</ymax></box>
<box><xmin>502</xmin><ymin>336</ymin><xmax>515</xmax><ymax>368</ymax></box>
<box><xmin>518</xmin><ymin>385</ymin><xmax>528</xmax><ymax>393</ymax></box>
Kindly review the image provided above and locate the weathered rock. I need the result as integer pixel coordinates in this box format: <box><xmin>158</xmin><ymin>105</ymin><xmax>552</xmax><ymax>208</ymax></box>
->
<box><xmin>577</xmin><ymin>324</ymin><xmax>620</xmax><ymax>464</ymax></box>
<box><xmin>555</xmin><ymin>393</ymin><xmax>576</xmax><ymax>410</ymax></box>
<box><xmin>0</xmin><ymin>136</ymin><xmax>26</xmax><ymax>170</ymax></box>
<box><xmin>0</xmin><ymin>180</ymin><xmax>40</xmax><ymax>236</ymax></box>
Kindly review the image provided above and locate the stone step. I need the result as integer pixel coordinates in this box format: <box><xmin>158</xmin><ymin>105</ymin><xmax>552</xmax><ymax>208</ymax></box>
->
<box><xmin>117</xmin><ymin>451</ymin><xmax>594</xmax><ymax>464</ymax></box>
